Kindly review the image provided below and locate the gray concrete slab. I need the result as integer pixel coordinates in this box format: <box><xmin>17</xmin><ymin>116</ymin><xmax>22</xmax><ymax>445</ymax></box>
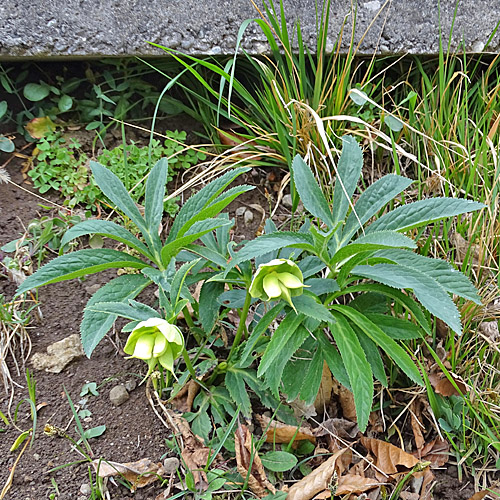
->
<box><xmin>0</xmin><ymin>1</ymin><xmax>499</xmax><ymax>59</ymax></box>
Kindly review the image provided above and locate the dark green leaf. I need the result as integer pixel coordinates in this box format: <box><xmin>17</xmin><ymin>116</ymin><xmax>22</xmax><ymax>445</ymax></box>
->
<box><xmin>365</xmin><ymin>313</ymin><xmax>423</xmax><ymax>340</ymax></box>
<box><xmin>299</xmin><ymin>346</ymin><xmax>324</xmax><ymax>405</ymax></box>
<box><xmin>23</xmin><ymin>83</ymin><xmax>50</xmax><ymax>101</ymax></box>
<box><xmin>199</xmin><ymin>281</ymin><xmax>224</xmax><ymax>333</ymax></box>
<box><xmin>145</xmin><ymin>158</ymin><xmax>168</xmax><ymax>235</ymax></box>
<box><xmin>225</xmin><ymin>369</ymin><xmax>252</xmax><ymax>417</ymax></box>
<box><xmin>292</xmin><ymin>294</ymin><xmax>334</xmax><ymax>323</ymax></box>
<box><xmin>86</xmin><ymin>301</ymin><xmax>160</xmax><ymax>321</ymax></box>
<box><xmin>58</xmin><ymin>94</ymin><xmax>73</xmax><ymax>112</ymax></box>
<box><xmin>291</xmin><ymin>155</ymin><xmax>335</xmax><ymax>227</ymax></box>
<box><xmin>317</xmin><ymin>332</ymin><xmax>350</xmax><ymax>390</ymax></box>
<box><xmin>81</xmin><ymin>275</ymin><xmax>150</xmax><ymax>356</ymax></box>
<box><xmin>15</xmin><ymin>249</ymin><xmax>148</xmax><ymax>296</ymax></box>
<box><xmin>329</xmin><ymin>314</ymin><xmax>373</xmax><ymax>432</ymax></box>
<box><xmin>332</xmin><ymin>136</ymin><xmax>364</xmax><ymax>225</ymax></box>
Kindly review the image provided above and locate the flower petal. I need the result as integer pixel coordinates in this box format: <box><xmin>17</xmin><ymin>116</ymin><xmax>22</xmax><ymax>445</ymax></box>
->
<box><xmin>158</xmin><ymin>346</ymin><xmax>174</xmax><ymax>373</ymax></box>
<box><xmin>132</xmin><ymin>334</ymin><xmax>155</xmax><ymax>360</ymax></box>
<box><xmin>153</xmin><ymin>333</ymin><xmax>167</xmax><ymax>356</ymax></box>
<box><xmin>263</xmin><ymin>273</ymin><xmax>281</xmax><ymax>299</ymax></box>
<box><xmin>277</xmin><ymin>272</ymin><xmax>303</xmax><ymax>289</ymax></box>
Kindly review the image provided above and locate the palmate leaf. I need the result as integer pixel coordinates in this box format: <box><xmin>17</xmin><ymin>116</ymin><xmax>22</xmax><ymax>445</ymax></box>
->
<box><xmin>375</xmin><ymin>248</ymin><xmax>481</xmax><ymax>303</ymax></box>
<box><xmin>332</xmin><ymin>305</ymin><xmax>423</xmax><ymax>386</ymax></box>
<box><xmin>353</xmin><ymin>263</ymin><xmax>463</xmax><ymax>334</ymax></box>
<box><xmin>366</xmin><ymin>197</ymin><xmax>485</xmax><ymax>233</ymax></box>
<box><xmin>332</xmin><ymin>135</ymin><xmax>364</xmax><ymax>225</ymax></box>
<box><xmin>291</xmin><ymin>155</ymin><xmax>335</xmax><ymax>228</ymax></box>
<box><xmin>15</xmin><ymin>249</ymin><xmax>148</xmax><ymax>296</ymax></box>
<box><xmin>81</xmin><ymin>274</ymin><xmax>150</xmax><ymax>356</ymax></box>
<box><xmin>329</xmin><ymin>314</ymin><xmax>373</xmax><ymax>432</ymax></box>
<box><xmin>60</xmin><ymin>219</ymin><xmax>154</xmax><ymax>260</ymax></box>
<box><xmin>342</xmin><ymin>174</ymin><xmax>413</xmax><ymax>241</ymax></box>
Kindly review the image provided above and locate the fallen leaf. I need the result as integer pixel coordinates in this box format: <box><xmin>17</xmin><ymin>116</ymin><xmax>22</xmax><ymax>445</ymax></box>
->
<box><xmin>92</xmin><ymin>458</ymin><xmax>166</xmax><ymax>491</ymax></box>
<box><xmin>337</xmin><ymin>473</ymin><xmax>382</xmax><ymax>495</ymax></box>
<box><xmin>412</xmin><ymin>438</ymin><xmax>449</xmax><ymax>467</ymax></box>
<box><xmin>479</xmin><ymin>321</ymin><xmax>499</xmax><ymax>342</ymax></box>
<box><xmin>235</xmin><ymin>421</ymin><xmax>275</xmax><ymax>498</ymax></box>
<box><xmin>170</xmin><ymin>380</ymin><xmax>199</xmax><ymax>412</ymax></box>
<box><xmin>360</xmin><ymin>437</ymin><xmax>420</xmax><ymax>481</ymax></box>
<box><xmin>217</xmin><ymin>129</ymin><xmax>258</xmax><ymax>160</ymax></box>
<box><xmin>25</xmin><ymin>116</ymin><xmax>56</xmax><ymax>139</ymax></box>
<box><xmin>428</xmin><ymin>371</ymin><xmax>468</xmax><ymax>396</ymax></box>
<box><xmin>287</xmin><ymin>449</ymin><xmax>346</xmax><ymax>500</ymax></box>
<box><xmin>410</xmin><ymin>400</ymin><xmax>425</xmax><ymax>451</ymax></box>
<box><xmin>333</xmin><ymin>382</ymin><xmax>357</xmax><ymax>422</ymax></box>
<box><xmin>314</xmin><ymin>362</ymin><xmax>335</xmax><ymax>413</ymax></box>
<box><xmin>256</xmin><ymin>414</ymin><xmax>316</xmax><ymax>445</ymax></box>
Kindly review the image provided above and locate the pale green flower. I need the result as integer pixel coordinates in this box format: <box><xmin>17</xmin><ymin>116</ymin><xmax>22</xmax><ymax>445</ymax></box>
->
<box><xmin>123</xmin><ymin>318</ymin><xmax>184</xmax><ymax>375</ymax></box>
<box><xmin>249</xmin><ymin>258</ymin><xmax>305</xmax><ymax>310</ymax></box>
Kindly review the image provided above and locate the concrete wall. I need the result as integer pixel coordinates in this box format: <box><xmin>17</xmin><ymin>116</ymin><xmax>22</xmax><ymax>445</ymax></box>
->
<box><xmin>1</xmin><ymin>1</ymin><xmax>499</xmax><ymax>59</ymax></box>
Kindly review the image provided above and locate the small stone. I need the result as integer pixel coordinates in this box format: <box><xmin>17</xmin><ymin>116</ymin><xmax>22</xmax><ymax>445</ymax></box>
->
<box><xmin>79</xmin><ymin>483</ymin><xmax>92</xmax><ymax>495</ymax></box>
<box><xmin>243</xmin><ymin>209</ymin><xmax>254</xmax><ymax>225</ymax></box>
<box><xmin>235</xmin><ymin>206</ymin><xmax>246</xmax><ymax>216</ymax></box>
<box><xmin>282</xmin><ymin>194</ymin><xmax>293</xmax><ymax>209</ymax></box>
<box><xmin>109</xmin><ymin>385</ymin><xmax>129</xmax><ymax>407</ymax></box>
<box><xmin>85</xmin><ymin>283</ymin><xmax>101</xmax><ymax>295</ymax></box>
<box><xmin>162</xmin><ymin>457</ymin><xmax>180</xmax><ymax>475</ymax></box>
<box><xmin>31</xmin><ymin>334</ymin><xmax>85</xmax><ymax>373</ymax></box>
<box><xmin>125</xmin><ymin>379</ymin><xmax>137</xmax><ymax>392</ymax></box>
<box><xmin>33</xmin><ymin>453</ymin><xmax>40</xmax><ymax>461</ymax></box>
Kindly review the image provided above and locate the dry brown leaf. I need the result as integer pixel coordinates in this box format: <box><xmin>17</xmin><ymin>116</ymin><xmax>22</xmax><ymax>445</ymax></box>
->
<box><xmin>170</xmin><ymin>379</ymin><xmax>199</xmax><ymax>413</ymax></box>
<box><xmin>412</xmin><ymin>438</ymin><xmax>449</xmax><ymax>467</ymax></box>
<box><xmin>235</xmin><ymin>421</ymin><xmax>275</xmax><ymax>498</ymax></box>
<box><xmin>287</xmin><ymin>449</ymin><xmax>347</xmax><ymax>500</ymax></box>
<box><xmin>333</xmin><ymin>382</ymin><xmax>357</xmax><ymax>422</ymax></box>
<box><xmin>428</xmin><ymin>371</ymin><xmax>468</xmax><ymax>396</ymax></box>
<box><xmin>467</xmin><ymin>488</ymin><xmax>500</xmax><ymax>500</ymax></box>
<box><xmin>337</xmin><ymin>473</ymin><xmax>382</xmax><ymax>495</ymax></box>
<box><xmin>256</xmin><ymin>414</ymin><xmax>316</xmax><ymax>444</ymax></box>
<box><xmin>92</xmin><ymin>458</ymin><xmax>166</xmax><ymax>491</ymax></box>
<box><xmin>314</xmin><ymin>362</ymin><xmax>335</xmax><ymax>412</ymax></box>
<box><xmin>217</xmin><ymin>129</ymin><xmax>259</xmax><ymax>160</ymax></box>
<box><xmin>360</xmin><ymin>437</ymin><xmax>420</xmax><ymax>480</ymax></box>
<box><xmin>410</xmin><ymin>400</ymin><xmax>425</xmax><ymax>451</ymax></box>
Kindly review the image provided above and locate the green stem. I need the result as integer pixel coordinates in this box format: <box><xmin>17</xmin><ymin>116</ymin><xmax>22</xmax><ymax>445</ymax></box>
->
<box><xmin>228</xmin><ymin>290</ymin><xmax>252</xmax><ymax>361</ymax></box>
<box><xmin>181</xmin><ymin>348</ymin><xmax>208</xmax><ymax>391</ymax></box>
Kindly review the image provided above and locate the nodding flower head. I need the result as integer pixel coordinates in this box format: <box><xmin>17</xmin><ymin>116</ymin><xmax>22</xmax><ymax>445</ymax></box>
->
<box><xmin>123</xmin><ymin>318</ymin><xmax>184</xmax><ymax>376</ymax></box>
<box><xmin>249</xmin><ymin>258</ymin><xmax>305</xmax><ymax>311</ymax></box>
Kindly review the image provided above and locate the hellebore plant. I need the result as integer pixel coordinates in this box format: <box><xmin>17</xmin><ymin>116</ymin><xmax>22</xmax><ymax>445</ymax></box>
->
<box><xmin>124</xmin><ymin>318</ymin><xmax>184</xmax><ymax>376</ymax></box>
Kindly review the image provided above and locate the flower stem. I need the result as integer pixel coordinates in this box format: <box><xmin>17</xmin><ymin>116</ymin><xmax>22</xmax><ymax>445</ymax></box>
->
<box><xmin>181</xmin><ymin>348</ymin><xmax>208</xmax><ymax>391</ymax></box>
<box><xmin>228</xmin><ymin>290</ymin><xmax>252</xmax><ymax>361</ymax></box>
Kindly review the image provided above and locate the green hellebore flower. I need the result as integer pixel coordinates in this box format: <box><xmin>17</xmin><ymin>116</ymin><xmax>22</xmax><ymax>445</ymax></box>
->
<box><xmin>249</xmin><ymin>258</ymin><xmax>305</xmax><ymax>310</ymax></box>
<box><xmin>123</xmin><ymin>318</ymin><xmax>184</xmax><ymax>375</ymax></box>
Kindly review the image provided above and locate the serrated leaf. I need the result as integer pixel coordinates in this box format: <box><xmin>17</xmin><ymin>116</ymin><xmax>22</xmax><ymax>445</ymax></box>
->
<box><xmin>304</xmin><ymin>278</ymin><xmax>339</xmax><ymax>296</ymax></box>
<box><xmin>168</xmin><ymin>167</ymin><xmax>250</xmax><ymax>241</ymax></box>
<box><xmin>233</xmin><ymin>232</ymin><xmax>315</xmax><ymax>267</ymax></box>
<box><xmin>86</xmin><ymin>301</ymin><xmax>160</xmax><ymax>322</ymax></box>
<box><xmin>61</xmin><ymin>219</ymin><xmax>153</xmax><ymax>260</ymax></box>
<box><xmin>317</xmin><ymin>332</ymin><xmax>351</xmax><ymax>390</ymax></box>
<box><xmin>332</xmin><ymin>135</ymin><xmax>364</xmax><ymax>225</ymax></box>
<box><xmin>353</xmin><ymin>263</ymin><xmax>463</xmax><ymax>334</ymax></box>
<box><xmin>145</xmin><ymin>158</ymin><xmax>168</xmax><ymax>235</ymax></box>
<box><xmin>366</xmin><ymin>197</ymin><xmax>485</xmax><ymax>234</ymax></box>
<box><xmin>161</xmin><ymin>218</ymin><xmax>232</xmax><ymax>265</ymax></box>
<box><xmin>331</xmin><ymin>230</ymin><xmax>416</xmax><ymax>267</ymax></box>
<box><xmin>170</xmin><ymin>259</ymin><xmax>200</xmax><ymax>307</ymax></box>
<box><xmin>333</xmin><ymin>305</ymin><xmax>423</xmax><ymax>385</ymax></box>
<box><xmin>199</xmin><ymin>281</ymin><xmax>224</xmax><ymax>333</ymax></box>
<box><xmin>81</xmin><ymin>274</ymin><xmax>150</xmax><ymax>356</ymax></box>
<box><xmin>260</xmin><ymin>451</ymin><xmax>297</xmax><ymax>472</ymax></box>
<box><xmin>15</xmin><ymin>249</ymin><xmax>148</xmax><ymax>296</ymax></box>
<box><xmin>225</xmin><ymin>369</ymin><xmax>252</xmax><ymax>417</ymax></box>
<box><xmin>354</xmin><ymin>327</ymin><xmax>387</xmax><ymax>387</ymax></box>
<box><xmin>23</xmin><ymin>83</ymin><xmax>50</xmax><ymax>101</ymax></box>
<box><xmin>375</xmin><ymin>248</ymin><xmax>481</xmax><ymax>304</ymax></box>
<box><xmin>329</xmin><ymin>314</ymin><xmax>373</xmax><ymax>432</ymax></box>
<box><xmin>258</xmin><ymin>312</ymin><xmax>305</xmax><ymax>377</ymax></box>
<box><xmin>90</xmin><ymin>161</ymin><xmax>148</xmax><ymax>235</ymax></box>
<box><xmin>299</xmin><ymin>346</ymin><xmax>324</xmax><ymax>405</ymax></box>
<box><xmin>342</xmin><ymin>174</ymin><xmax>413</xmax><ymax>240</ymax></box>
<box><xmin>365</xmin><ymin>313</ymin><xmax>423</xmax><ymax>340</ymax></box>
<box><xmin>292</xmin><ymin>294</ymin><xmax>334</xmax><ymax>323</ymax></box>
<box><xmin>291</xmin><ymin>155</ymin><xmax>335</xmax><ymax>227</ymax></box>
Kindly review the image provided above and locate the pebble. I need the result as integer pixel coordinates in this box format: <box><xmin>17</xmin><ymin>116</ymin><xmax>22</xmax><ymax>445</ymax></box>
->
<box><xmin>85</xmin><ymin>283</ymin><xmax>101</xmax><ymax>295</ymax></box>
<box><xmin>235</xmin><ymin>206</ymin><xmax>246</xmax><ymax>216</ymax></box>
<box><xmin>33</xmin><ymin>453</ymin><xmax>40</xmax><ymax>461</ymax></box>
<box><xmin>109</xmin><ymin>385</ymin><xmax>129</xmax><ymax>407</ymax></box>
<box><xmin>125</xmin><ymin>379</ymin><xmax>137</xmax><ymax>392</ymax></box>
<box><xmin>243</xmin><ymin>209</ymin><xmax>254</xmax><ymax>225</ymax></box>
<box><xmin>79</xmin><ymin>483</ymin><xmax>92</xmax><ymax>495</ymax></box>
<box><xmin>163</xmin><ymin>457</ymin><xmax>180</xmax><ymax>475</ymax></box>
<box><xmin>282</xmin><ymin>194</ymin><xmax>293</xmax><ymax>209</ymax></box>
